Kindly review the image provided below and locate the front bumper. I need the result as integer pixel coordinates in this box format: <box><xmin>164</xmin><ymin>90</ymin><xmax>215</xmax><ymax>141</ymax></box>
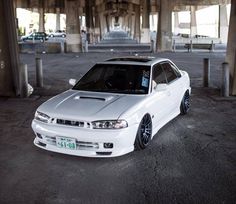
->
<box><xmin>32</xmin><ymin>120</ymin><xmax>138</xmax><ymax>157</ymax></box>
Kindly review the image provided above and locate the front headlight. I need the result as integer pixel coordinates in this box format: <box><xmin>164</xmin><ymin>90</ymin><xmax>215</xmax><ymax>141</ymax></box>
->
<box><xmin>92</xmin><ymin>120</ymin><xmax>128</xmax><ymax>129</ymax></box>
<box><xmin>34</xmin><ymin>111</ymin><xmax>50</xmax><ymax>123</ymax></box>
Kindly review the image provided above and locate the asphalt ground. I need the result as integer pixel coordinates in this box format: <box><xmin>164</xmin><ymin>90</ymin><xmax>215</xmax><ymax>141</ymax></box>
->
<box><xmin>0</xmin><ymin>52</ymin><xmax>235</xmax><ymax>204</ymax></box>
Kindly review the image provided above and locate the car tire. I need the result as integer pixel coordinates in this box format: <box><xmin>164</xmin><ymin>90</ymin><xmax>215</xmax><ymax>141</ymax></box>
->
<box><xmin>180</xmin><ymin>91</ymin><xmax>190</xmax><ymax>115</ymax></box>
<box><xmin>50</xmin><ymin>34</ymin><xmax>54</xmax><ymax>37</ymax></box>
<box><xmin>134</xmin><ymin>114</ymin><xmax>152</xmax><ymax>150</ymax></box>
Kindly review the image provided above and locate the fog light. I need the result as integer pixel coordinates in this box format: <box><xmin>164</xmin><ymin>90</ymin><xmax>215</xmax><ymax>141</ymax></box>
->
<box><xmin>104</xmin><ymin>143</ymin><xmax>113</xmax><ymax>149</ymax></box>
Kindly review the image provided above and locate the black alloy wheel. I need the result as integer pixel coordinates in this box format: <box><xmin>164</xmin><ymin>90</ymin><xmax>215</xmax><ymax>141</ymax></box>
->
<box><xmin>180</xmin><ymin>91</ymin><xmax>190</xmax><ymax>114</ymax></box>
<box><xmin>135</xmin><ymin>114</ymin><xmax>152</xmax><ymax>150</ymax></box>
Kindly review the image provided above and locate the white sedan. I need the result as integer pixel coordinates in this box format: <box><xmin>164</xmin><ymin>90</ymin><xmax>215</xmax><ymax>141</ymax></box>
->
<box><xmin>32</xmin><ymin>57</ymin><xmax>191</xmax><ymax>157</ymax></box>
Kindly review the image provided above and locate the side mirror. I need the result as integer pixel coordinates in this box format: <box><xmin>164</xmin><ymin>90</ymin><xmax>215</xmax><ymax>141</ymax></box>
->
<box><xmin>155</xmin><ymin>83</ymin><xmax>167</xmax><ymax>92</ymax></box>
<box><xmin>69</xmin><ymin>78</ymin><xmax>76</xmax><ymax>86</ymax></box>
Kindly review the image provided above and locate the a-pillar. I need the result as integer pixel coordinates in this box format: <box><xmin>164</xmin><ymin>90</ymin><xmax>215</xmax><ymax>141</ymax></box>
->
<box><xmin>38</xmin><ymin>8</ymin><xmax>45</xmax><ymax>32</ymax></box>
<box><xmin>141</xmin><ymin>0</ymin><xmax>150</xmax><ymax>43</ymax></box>
<box><xmin>226</xmin><ymin>0</ymin><xmax>236</xmax><ymax>95</ymax></box>
<box><xmin>219</xmin><ymin>4</ymin><xmax>228</xmax><ymax>44</ymax></box>
<box><xmin>56</xmin><ymin>8</ymin><xmax>60</xmax><ymax>31</ymax></box>
<box><xmin>174</xmin><ymin>12</ymin><xmax>180</xmax><ymax>35</ymax></box>
<box><xmin>157</xmin><ymin>0</ymin><xmax>172</xmax><ymax>51</ymax></box>
<box><xmin>134</xmin><ymin>4</ymin><xmax>141</xmax><ymax>43</ymax></box>
<box><xmin>65</xmin><ymin>0</ymin><xmax>81</xmax><ymax>52</ymax></box>
<box><xmin>0</xmin><ymin>0</ymin><xmax>20</xmax><ymax>96</ymax></box>
<box><xmin>190</xmin><ymin>6</ymin><xmax>197</xmax><ymax>37</ymax></box>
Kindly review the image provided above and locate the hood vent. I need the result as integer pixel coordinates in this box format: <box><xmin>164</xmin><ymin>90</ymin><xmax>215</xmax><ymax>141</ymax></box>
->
<box><xmin>79</xmin><ymin>96</ymin><xmax>106</xmax><ymax>101</ymax></box>
<box><xmin>74</xmin><ymin>95</ymin><xmax>114</xmax><ymax>102</ymax></box>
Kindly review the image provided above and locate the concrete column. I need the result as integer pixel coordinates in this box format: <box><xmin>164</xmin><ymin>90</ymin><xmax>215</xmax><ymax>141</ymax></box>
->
<box><xmin>94</xmin><ymin>8</ymin><xmax>101</xmax><ymax>43</ymax></box>
<box><xmin>38</xmin><ymin>8</ymin><xmax>45</xmax><ymax>32</ymax></box>
<box><xmin>174</xmin><ymin>12</ymin><xmax>180</xmax><ymax>35</ymax></box>
<box><xmin>94</xmin><ymin>9</ymin><xmax>100</xmax><ymax>43</ymax></box>
<box><xmin>157</xmin><ymin>0</ymin><xmax>172</xmax><ymax>51</ymax></box>
<box><xmin>85</xmin><ymin>0</ymin><xmax>94</xmax><ymax>44</ymax></box>
<box><xmin>56</xmin><ymin>8</ymin><xmax>60</xmax><ymax>31</ymax></box>
<box><xmin>127</xmin><ymin>4</ymin><xmax>132</xmax><ymax>36</ymax></box>
<box><xmin>65</xmin><ymin>0</ymin><xmax>81</xmax><ymax>52</ymax></box>
<box><xmin>134</xmin><ymin>5</ymin><xmax>141</xmax><ymax>43</ymax></box>
<box><xmin>131</xmin><ymin>14</ymin><xmax>135</xmax><ymax>39</ymax></box>
<box><xmin>141</xmin><ymin>0</ymin><xmax>150</xmax><ymax>43</ymax></box>
<box><xmin>219</xmin><ymin>4</ymin><xmax>228</xmax><ymax>44</ymax></box>
<box><xmin>105</xmin><ymin>14</ymin><xmax>110</xmax><ymax>33</ymax></box>
<box><xmin>0</xmin><ymin>0</ymin><xmax>20</xmax><ymax>96</ymax></box>
<box><xmin>124</xmin><ymin>15</ymin><xmax>128</xmax><ymax>31</ymax></box>
<box><xmin>190</xmin><ymin>6</ymin><xmax>197</xmax><ymax>37</ymax></box>
<box><xmin>226</xmin><ymin>0</ymin><xmax>236</xmax><ymax>95</ymax></box>
<box><xmin>99</xmin><ymin>13</ymin><xmax>106</xmax><ymax>39</ymax></box>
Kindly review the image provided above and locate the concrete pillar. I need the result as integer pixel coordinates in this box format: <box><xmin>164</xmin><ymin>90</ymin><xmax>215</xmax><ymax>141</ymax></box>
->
<box><xmin>56</xmin><ymin>8</ymin><xmax>60</xmax><ymax>31</ymax></box>
<box><xmin>65</xmin><ymin>0</ymin><xmax>81</xmax><ymax>52</ymax></box>
<box><xmin>157</xmin><ymin>0</ymin><xmax>172</xmax><ymax>51</ymax></box>
<box><xmin>141</xmin><ymin>0</ymin><xmax>150</xmax><ymax>43</ymax></box>
<box><xmin>134</xmin><ymin>5</ymin><xmax>141</xmax><ymax>43</ymax></box>
<box><xmin>99</xmin><ymin>13</ymin><xmax>106</xmax><ymax>39</ymax></box>
<box><xmin>0</xmin><ymin>0</ymin><xmax>20</xmax><ymax>96</ymax></box>
<box><xmin>124</xmin><ymin>15</ymin><xmax>129</xmax><ymax>31</ymax></box>
<box><xmin>226</xmin><ymin>0</ymin><xmax>236</xmax><ymax>95</ymax></box>
<box><xmin>94</xmin><ymin>10</ymin><xmax>101</xmax><ymax>43</ymax></box>
<box><xmin>190</xmin><ymin>6</ymin><xmax>197</xmax><ymax>37</ymax></box>
<box><xmin>105</xmin><ymin>14</ymin><xmax>110</xmax><ymax>33</ymax></box>
<box><xmin>85</xmin><ymin>0</ymin><xmax>94</xmax><ymax>44</ymax></box>
<box><xmin>127</xmin><ymin>6</ymin><xmax>132</xmax><ymax>36</ymax></box>
<box><xmin>94</xmin><ymin>9</ymin><xmax>100</xmax><ymax>43</ymax></box>
<box><xmin>38</xmin><ymin>8</ymin><xmax>45</xmax><ymax>32</ymax></box>
<box><xmin>174</xmin><ymin>12</ymin><xmax>180</xmax><ymax>35</ymax></box>
<box><xmin>131</xmin><ymin>14</ymin><xmax>135</xmax><ymax>39</ymax></box>
<box><xmin>219</xmin><ymin>4</ymin><xmax>228</xmax><ymax>44</ymax></box>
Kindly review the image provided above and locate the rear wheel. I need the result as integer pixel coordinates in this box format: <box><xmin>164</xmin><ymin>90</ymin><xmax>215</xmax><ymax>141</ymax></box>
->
<box><xmin>180</xmin><ymin>91</ymin><xmax>190</xmax><ymax>114</ymax></box>
<box><xmin>134</xmin><ymin>114</ymin><xmax>152</xmax><ymax>150</ymax></box>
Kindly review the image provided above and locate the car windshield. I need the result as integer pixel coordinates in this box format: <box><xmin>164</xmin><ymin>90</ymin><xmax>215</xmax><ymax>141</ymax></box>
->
<box><xmin>73</xmin><ymin>64</ymin><xmax>151</xmax><ymax>94</ymax></box>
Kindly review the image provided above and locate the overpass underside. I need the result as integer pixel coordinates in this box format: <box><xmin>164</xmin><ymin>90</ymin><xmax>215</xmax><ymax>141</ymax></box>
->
<box><xmin>0</xmin><ymin>0</ymin><xmax>236</xmax><ymax>96</ymax></box>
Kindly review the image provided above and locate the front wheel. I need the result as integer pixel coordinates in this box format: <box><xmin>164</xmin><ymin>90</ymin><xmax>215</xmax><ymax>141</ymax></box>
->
<box><xmin>180</xmin><ymin>91</ymin><xmax>190</xmax><ymax>115</ymax></box>
<box><xmin>134</xmin><ymin>114</ymin><xmax>152</xmax><ymax>150</ymax></box>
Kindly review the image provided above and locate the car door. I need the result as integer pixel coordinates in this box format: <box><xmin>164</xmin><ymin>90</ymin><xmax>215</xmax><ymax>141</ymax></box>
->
<box><xmin>161</xmin><ymin>62</ymin><xmax>183</xmax><ymax>115</ymax></box>
<box><xmin>148</xmin><ymin>63</ymin><xmax>172</xmax><ymax>129</ymax></box>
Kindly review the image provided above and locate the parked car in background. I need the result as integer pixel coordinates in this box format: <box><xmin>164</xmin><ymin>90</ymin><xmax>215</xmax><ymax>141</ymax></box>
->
<box><xmin>49</xmin><ymin>30</ymin><xmax>66</xmax><ymax>38</ymax></box>
<box><xmin>21</xmin><ymin>32</ymin><xmax>48</xmax><ymax>42</ymax></box>
<box><xmin>32</xmin><ymin>56</ymin><xmax>191</xmax><ymax>157</ymax></box>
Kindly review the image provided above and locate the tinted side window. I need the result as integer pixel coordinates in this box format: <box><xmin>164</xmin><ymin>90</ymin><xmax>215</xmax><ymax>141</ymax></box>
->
<box><xmin>161</xmin><ymin>63</ymin><xmax>178</xmax><ymax>83</ymax></box>
<box><xmin>152</xmin><ymin>64</ymin><xmax>167</xmax><ymax>84</ymax></box>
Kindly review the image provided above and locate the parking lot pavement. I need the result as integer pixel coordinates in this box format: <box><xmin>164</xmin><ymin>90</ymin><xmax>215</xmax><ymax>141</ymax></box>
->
<box><xmin>0</xmin><ymin>52</ymin><xmax>236</xmax><ymax>204</ymax></box>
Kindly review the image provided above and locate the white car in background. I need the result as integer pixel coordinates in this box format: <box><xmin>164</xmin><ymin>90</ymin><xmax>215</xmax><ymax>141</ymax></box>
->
<box><xmin>32</xmin><ymin>57</ymin><xmax>191</xmax><ymax>157</ymax></box>
<box><xmin>49</xmin><ymin>30</ymin><xmax>66</xmax><ymax>38</ymax></box>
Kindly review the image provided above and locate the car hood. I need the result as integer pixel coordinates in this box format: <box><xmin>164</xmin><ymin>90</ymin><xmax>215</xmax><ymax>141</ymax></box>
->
<box><xmin>37</xmin><ymin>90</ymin><xmax>146</xmax><ymax>121</ymax></box>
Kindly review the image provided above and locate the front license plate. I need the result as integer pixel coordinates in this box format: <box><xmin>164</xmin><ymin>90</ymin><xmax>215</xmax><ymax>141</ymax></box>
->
<box><xmin>56</xmin><ymin>137</ymin><xmax>76</xmax><ymax>150</ymax></box>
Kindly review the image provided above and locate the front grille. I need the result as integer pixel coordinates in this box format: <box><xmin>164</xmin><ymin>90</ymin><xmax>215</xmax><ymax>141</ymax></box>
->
<box><xmin>56</xmin><ymin>119</ymin><xmax>84</xmax><ymax>127</ymax></box>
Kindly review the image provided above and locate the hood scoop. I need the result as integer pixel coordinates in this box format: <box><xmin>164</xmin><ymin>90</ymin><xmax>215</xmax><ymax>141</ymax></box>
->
<box><xmin>74</xmin><ymin>95</ymin><xmax>114</xmax><ymax>102</ymax></box>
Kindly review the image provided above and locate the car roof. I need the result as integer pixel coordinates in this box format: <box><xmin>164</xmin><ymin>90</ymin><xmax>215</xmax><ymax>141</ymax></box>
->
<box><xmin>98</xmin><ymin>56</ymin><xmax>170</xmax><ymax>66</ymax></box>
